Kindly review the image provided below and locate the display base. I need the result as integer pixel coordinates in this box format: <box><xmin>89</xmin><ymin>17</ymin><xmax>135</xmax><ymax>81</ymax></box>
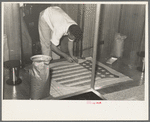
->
<box><xmin>6</xmin><ymin>78</ymin><xmax>22</xmax><ymax>85</ymax></box>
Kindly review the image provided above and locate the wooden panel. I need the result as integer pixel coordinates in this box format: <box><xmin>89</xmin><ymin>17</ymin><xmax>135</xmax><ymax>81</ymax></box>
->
<box><xmin>119</xmin><ymin>5</ymin><xmax>145</xmax><ymax>66</ymax></box>
<box><xmin>76</xmin><ymin>4</ymin><xmax>85</xmax><ymax>57</ymax></box>
<box><xmin>82</xmin><ymin>4</ymin><xmax>97</xmax><ymax>57</ymax></box>
<box><xmin>20</xmin><ymin>8</ymin><xmax>33</xmax><ymax>64</ymax></box>
<box><xmin>97</xmin><ymin>4</ymin><xmax>121</xmax><ymax>62</ymax></box>
<box><xmin>139</xmin><ymin>29</ymin><xmax>145</xmax><ymax>52</ymax></box>
<box><xmin>137</xmin><ymin>28</ymin><xmax>145</xmax><ymax>66</ymax></box>
<box><xmin>4</xmin><ymin>3</ymin><xmax>21</xmax><ymax>60</ymax></box>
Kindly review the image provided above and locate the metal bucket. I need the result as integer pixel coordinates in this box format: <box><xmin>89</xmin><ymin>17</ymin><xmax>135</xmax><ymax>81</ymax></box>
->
<box><xmin>29</xmin><ymin>55</ymin><xmax>52</xmax><ymax>100</ymax></box>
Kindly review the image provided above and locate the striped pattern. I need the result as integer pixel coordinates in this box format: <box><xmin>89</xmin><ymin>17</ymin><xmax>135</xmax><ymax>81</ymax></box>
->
<box><xmin>49</xmin><ymin>59</ymin><xmax>132</xmax><ymax>97</ymax></box>
<box><xmin>51</xmin><ymin>60</ymin><xmax>119</xmax><ymax>87</ymax></box>
<box><xmin>52</xmin><ymin>63</ymin><xmax>94</xmax><ymax>87</ymax></box>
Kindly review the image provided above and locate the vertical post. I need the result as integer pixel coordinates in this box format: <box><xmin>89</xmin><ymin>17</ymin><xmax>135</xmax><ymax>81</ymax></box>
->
<box><xmin>19</xmin><ymin>7</ymin><xmax>23</xmax><ymax>68</ymax></box>
<box><xmin>91</xmin><ymin>4</ymin><xmax>101</xmax><ymax>89</ymax></box>
<box><xmin>77</xmin><ymin>4</ymin><xmax>85</xmax><ymax>58</ymax></box>
<box><xmin>13</xmin><ymin>68</ymin><xmax>16</xmax><ymax>85</ymax></box>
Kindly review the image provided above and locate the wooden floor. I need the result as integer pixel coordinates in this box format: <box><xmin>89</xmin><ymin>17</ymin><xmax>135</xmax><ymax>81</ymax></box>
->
<box><xmin>3</xmin><ymin>58</ymin><xmax>144</xmax><ymax>100</ymax></box>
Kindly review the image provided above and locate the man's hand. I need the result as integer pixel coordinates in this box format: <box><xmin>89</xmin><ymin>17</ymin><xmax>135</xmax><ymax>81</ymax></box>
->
<box><xmin>67</xmin><ymin>41</ymin><xmax>78</xmax><ymax>63</ymax></box>
<box><xmin>65</xmin><ymin>55</ymin><xmax>75</xmax><ymax>63</ymax></box>
<box><xmin>71</xmin><ymin>56</ymin><xmax>78</xmax><ymax>63</ymax></box>
<box><xmin>65</xmin><ymin>55</ymin><xmax>78</xmax><ymax>63</ymax></box>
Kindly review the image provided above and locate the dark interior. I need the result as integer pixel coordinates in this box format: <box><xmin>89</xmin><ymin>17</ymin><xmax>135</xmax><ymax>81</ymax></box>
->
<box><xmin>61</xmin><ymin>92</ymin><xmax>103</xmax><ymax>100</ymax></box>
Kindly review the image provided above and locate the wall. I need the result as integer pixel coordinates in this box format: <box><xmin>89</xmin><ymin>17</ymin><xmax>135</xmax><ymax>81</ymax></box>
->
<box><xmin>95</xmin><ymin>4</ymin><xmax>145</xmax><ymax>68</ymax></box>
<box><xmin>82</xmin><ymin>4</ymin><xmax>97</xmax><ymax>57</ymax></box>
<box><xmin>97</xmin><ymin>4</ymin><xmax>122</xmax><ymax>62</ymax></box>
<box><xmin>119</xmin><ymin>5</ymin><xmax>145</xmax><ymax>66</ymax></box>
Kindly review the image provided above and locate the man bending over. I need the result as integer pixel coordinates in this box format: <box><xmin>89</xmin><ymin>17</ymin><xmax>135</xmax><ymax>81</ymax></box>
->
<box><xmin>38</xmin><ymin>6</ymin><xmax>83</xmax><ymax>63</ymax></box>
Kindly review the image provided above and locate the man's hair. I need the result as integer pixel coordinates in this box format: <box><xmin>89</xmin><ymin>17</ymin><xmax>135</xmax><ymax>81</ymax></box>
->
<box><xmin>68</xmin><ymin>24</ymin><xmax>83</xmax><ymax>40</ymax></box>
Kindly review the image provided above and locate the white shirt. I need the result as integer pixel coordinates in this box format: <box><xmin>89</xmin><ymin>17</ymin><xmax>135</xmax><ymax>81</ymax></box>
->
<box><xmin>42</xmin><ymin>6</ymin><xmax>77</xmax><ymax>46</ymax></box>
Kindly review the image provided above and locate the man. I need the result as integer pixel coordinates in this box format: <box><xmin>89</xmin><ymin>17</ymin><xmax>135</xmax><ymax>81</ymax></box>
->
<box><xmin>38</xmin><ymin>6</ymin><xmax>83</xmax><ymax>63</ymax></box>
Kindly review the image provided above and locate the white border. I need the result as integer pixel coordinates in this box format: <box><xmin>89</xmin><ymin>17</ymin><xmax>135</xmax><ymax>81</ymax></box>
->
<box><xmin>2</xmin><ymin>1</ymin><xmax>148</xmax><ymax>5</ymax></box>
<box><xmin>2</xmin><ymin>1</ymin><xmax>149</xmax><ymax>121</ymax></box>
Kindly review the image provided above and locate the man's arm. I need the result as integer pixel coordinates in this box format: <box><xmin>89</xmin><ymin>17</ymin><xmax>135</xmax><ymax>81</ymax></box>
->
<box><xmin>68</xmin><ymin>41</ymin><xmax>78</xmax><ymax>63</ymax></box>
<box><xmin>51</xmin><ymin>42</ymin><xmax>74</xmax><ymax>63</ymax></box>
<box><xmin>68</xmin><ymin>41</ymin><xmax>74</xmax><ymax>57</ymax></box>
